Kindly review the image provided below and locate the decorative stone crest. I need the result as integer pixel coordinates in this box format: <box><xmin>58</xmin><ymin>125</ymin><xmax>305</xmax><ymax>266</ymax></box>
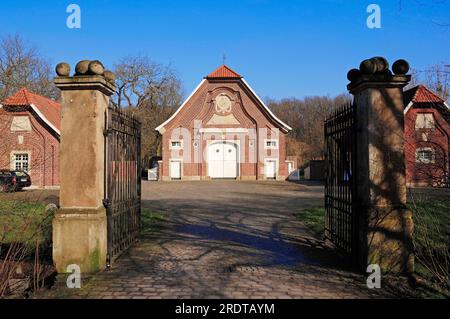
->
<box><xmin>214</xmin><ymin>94</ymin><xmax>232</xmax><ymax>114</ymax></box>
<box><xmin>55</xmin><ymin>60</ymin><xmax>116</xmax><ymax>85</ymax></box>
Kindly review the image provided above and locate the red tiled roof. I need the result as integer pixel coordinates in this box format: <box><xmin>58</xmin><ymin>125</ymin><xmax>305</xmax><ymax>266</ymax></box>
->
<box><xmin>404</xmin><ymin>85</ymin><xmax>450</xmax><ymax>123</ymax></box>
<box><xmin>206</xmin><ymin>65</ymin><xmax>242</xmax><ymax>79</ymax></box>
<box><xmin>2</xmin><ymin>88</ymin><xmax>61</xmax><ymax>131</ymax></box>
<box><xmin>404</xmin><ymin>85</ymin><xmax>445</xmax><ymax>104</ymax></box>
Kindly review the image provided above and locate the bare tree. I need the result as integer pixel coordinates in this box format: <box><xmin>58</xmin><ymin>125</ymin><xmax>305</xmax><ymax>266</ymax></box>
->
<box><xmin>268</xmin><ymin>94</ymin><xmax>351</xmax><ymax>165</ymax></box>
<box><xmin>409</xmin><ymin>63</ymin><xmax>450</xmax><ymax>102</ymax></box>
<box><xmin>112</xmin><ymin>56</ymin><xmax>183</xmax><ymax>162</ymax></box>
<box><xmin>113</xmin><ymin>56</ymin><xmax>181</xmax><ymax>110</ymax></box>
<box><xmin>0</xmin><ymin>34</ymin><xmax>57</xmax><ymax>101</ymax></box>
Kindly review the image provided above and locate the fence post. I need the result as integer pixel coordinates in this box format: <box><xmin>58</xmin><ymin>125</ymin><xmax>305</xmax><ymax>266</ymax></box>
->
<box><xmin>347</xmin><ymin>57</ymin><xmax>414</xmax><ymax>273</ymax></box>
<box><xmin>52</xmin><ymin>61</ymin><xmax>115</xmax><ymax>273</ymax></box>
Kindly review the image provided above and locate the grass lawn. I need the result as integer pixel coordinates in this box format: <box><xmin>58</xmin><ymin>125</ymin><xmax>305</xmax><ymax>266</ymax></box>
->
<box><xmin>141</xmin><ymin>208</ymin><xmax>165</xmax><ymax>233</ymax></box>
<box><xmin>294</xmin><ymin>199</ymin><xmax>450</xmax><ymax>254</ymax></box>
<box><xmin>408</xmin><ymin>197</ymin><xmax>450</xmax><ymax>252</ymax></box>
<box><xmin>407</xmin><ymin>196</ymin><xmax>450</xmax><ymax>292</ymax></box>
<box><xmin>293</xmin><ymin>207</ymin><xmax>325</xmax><ymax>238</ymax></box>
<box><xmin>294</xmin><ymin>195</ymin><xmax>450</xmax><ymax>298</ymax></box>
<box><xmin>0</xmin><ymin>202</ymin><xmax>164</xmax><ymax>247</ymax></box>
<box><xmin>0</xmin><ymin>200</ymin><xmax>52</xmax><ymax>246</ymax></box>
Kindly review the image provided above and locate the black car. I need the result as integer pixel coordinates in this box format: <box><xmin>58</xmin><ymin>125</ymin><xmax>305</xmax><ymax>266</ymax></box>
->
<box><xmin>0</xmin><ymin>170</ymin><xmax>31</xmax><ymax>191</ymax></box>
<box><xmin>0</xmin><ymin>170</ymin><xmax>15</xmax><ymax>192</ymax></box>
<box><xmin>10</xmin><ymin>170</ymin><xmax>32</xmax><ymax>190</ymax></box>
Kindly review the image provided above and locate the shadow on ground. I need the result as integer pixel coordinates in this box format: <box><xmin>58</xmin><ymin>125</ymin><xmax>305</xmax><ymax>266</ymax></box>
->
<box><xmin>38</xmin><ymin>181</ymin><xmax>405</xmax><ymax>298</ymax></box>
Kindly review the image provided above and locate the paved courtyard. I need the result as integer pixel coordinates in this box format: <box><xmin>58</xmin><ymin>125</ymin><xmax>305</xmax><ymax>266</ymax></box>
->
<box><xmin>42</xmin><ymin>181</ymin><xmax>395</xmax><ymax>299</ymax></box>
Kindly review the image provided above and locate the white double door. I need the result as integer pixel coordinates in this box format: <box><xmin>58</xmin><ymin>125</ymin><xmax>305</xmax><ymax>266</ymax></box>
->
<box><xmin>208</xmin><ymin>142</ymin><xmax>238</xmax><ymax>179</ymax></box>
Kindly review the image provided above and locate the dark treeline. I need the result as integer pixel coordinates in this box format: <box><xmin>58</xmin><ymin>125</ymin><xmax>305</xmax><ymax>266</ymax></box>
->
<box><xmin>268</xmin><ymin>95</ymin><xmax>351</xmax><ymax>166</ymax></box>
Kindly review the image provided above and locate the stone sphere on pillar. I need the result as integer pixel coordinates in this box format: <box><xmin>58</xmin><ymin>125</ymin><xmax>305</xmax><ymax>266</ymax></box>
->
<box><xmin>104</xmin><ymin>70</ymin><xmax>116</xmax><ymax>83</ymax></box>
<box><xmin>88</xmin><ymin>60</ymin><xmax>105</xmax><ymax>76</ymax></box>
<box><xmin>75</xmin><ymin>60</ymin><xmax>91</xmax><ymax>75</ymax></box>
<box><xmin>392</xmin><ymin>59</ymin><xmax>410</xmax><ymax>75</ymax></box>
<box><xmin>55</xmin><ymin>63</ymin><xmax>71</xmax><ymax>76</ymax></box>
<box><xmin>347</xmin><ymin>68</ymin><xmax>361</xmax><ymax>82</ymax></box>
<box><xmin>360</xmin><ymin>59</ymin><xmax>377</xmax><ymax>75</ymax></box>
<box><xmin>371</xmin><ymin>57</ymin><xmax>389</xmax><ymax>73</ymax></box>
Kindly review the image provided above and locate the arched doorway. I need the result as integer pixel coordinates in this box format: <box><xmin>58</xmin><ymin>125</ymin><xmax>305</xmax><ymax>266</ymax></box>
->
<box><xmin>208</xmin><ymin>141</ymin><xmax>239</xmax><ymax>179</ymax></box>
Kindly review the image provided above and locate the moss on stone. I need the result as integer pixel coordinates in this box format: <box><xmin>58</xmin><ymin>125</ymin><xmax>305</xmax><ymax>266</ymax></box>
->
<box><xmin>89</xmin><ymin>243</ymin><xmax>101</xmax><ymax>271</ymax></box>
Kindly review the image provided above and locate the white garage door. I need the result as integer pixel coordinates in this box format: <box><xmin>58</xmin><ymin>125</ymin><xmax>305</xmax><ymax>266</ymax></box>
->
<box><xmin>208</xmin><ymin>142</ymin><xmax>238</xmax><ymax>179</ymax></box>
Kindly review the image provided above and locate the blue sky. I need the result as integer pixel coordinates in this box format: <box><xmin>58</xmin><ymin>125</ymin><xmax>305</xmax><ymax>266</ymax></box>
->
<box><xmin>0</xmin><ymin>0</ymin><xmax>449</xmax><ymax>100</ymax></box>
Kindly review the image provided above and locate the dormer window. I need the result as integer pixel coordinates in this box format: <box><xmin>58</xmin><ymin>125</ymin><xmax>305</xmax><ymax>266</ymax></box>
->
<box><xmin>415</xmin><ymin>113</ymin><xmax>435</xmax><ymax>129</ymax></box>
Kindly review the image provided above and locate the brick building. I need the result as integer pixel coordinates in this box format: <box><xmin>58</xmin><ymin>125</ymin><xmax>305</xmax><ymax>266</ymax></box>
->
<box><xmin>404</xmin><ymin>85</ymin><xmax>450</xmax><ymax>187</ymax></box>
<box><xmin>155</xmin><ymin>65</ymin><xmax>295</xmax><ymax>181</ymax></box>
<box><xmin>0</xmin><ymin>88</ymin><xmax>61</xmax><ymax>188</ymax></box>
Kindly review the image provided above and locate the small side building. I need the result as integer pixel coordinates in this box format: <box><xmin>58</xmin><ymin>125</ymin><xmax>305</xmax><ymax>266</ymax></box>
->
<box><xmin>0</xmin><ymin>88</ymin><xmax>61</xmax><ymax>188</ymax></box>
<box><xmin>404</xmin><ymin>85</ymin><xmax>450</xmax><ymax>187</ymax></box>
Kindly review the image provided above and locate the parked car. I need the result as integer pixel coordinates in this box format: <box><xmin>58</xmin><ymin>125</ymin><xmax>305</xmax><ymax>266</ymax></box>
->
<box><xmin>10</xmin><ymin>170</ymin><xmax>32</xmax><ymax>190</ymax></box>
<box><xmin>0</xmin><ymin>170</ymin><xmax>15</xmax><ymax>192</ymax></box>
<box><xmin>0</xmin><ymin>170</ymin><xmax>31</xmax><ymax>191</ymax></box>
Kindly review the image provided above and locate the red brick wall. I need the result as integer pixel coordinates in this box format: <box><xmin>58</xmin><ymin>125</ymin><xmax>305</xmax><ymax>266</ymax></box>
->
<box><xmin>405</xmin><ymin>107</ymin><xmax>450</xmax><ymax>187</ymax></box>
<box><xmin>0</xmin><ymin>107</ymin><xmax>60</xmax><ymax>187</ymax></box>
<box><xmin>160</xmin><ymin>79</ymin><xmax>289</xmax><ymax>180</ymax></box>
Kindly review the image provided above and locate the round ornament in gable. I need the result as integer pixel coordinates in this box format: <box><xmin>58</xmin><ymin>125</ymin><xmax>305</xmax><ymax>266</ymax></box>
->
<box><xmin>75</xmin><ymin>60</ymin><xmax>91</xmax><ymax>75</ymax></box>
<box><xmin>55</xmin><ymin>63</ymin><xmax>70</xmax><ymax>76</ymax></box>
<box><xmin>392</xmin><ymin>59</ymin><xmax>410</xmax><ymax>75</ymax></box>
<box><xmin>88</xmin><ymin>60</ymin><xmax>105</xmax><ymax>75</ymax></box>
<box><xmin>359</xmin><ymin>59</ymin><xmax>377</xmax><ymax>75</ymax></box>
<box><xmin>215</xmin><ymin>94</ymin><xmax>232</xmax><ymax>114</ymax></box>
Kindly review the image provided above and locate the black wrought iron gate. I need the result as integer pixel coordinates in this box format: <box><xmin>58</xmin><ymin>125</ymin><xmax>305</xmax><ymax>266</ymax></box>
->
<box><xmin>104</xmin><ymin>105</ymin><xmax>141</xmax><ymax>266</ymax></box>
<box><xmin>324</xmin><ymin>103</ymin><xmax>358</xmax><ymax>256</ymax></box>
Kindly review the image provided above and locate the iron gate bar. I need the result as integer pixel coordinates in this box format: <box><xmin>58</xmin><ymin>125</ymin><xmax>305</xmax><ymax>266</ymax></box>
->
<box><xmin>104</xmin><ymin>105</ymin><xmax>141</xmax><ymax>265</ymax></box>
<box><xmin>324</xmin><ymin>103</ymin><xmax>358</xmax><ymax>256</ymax></box>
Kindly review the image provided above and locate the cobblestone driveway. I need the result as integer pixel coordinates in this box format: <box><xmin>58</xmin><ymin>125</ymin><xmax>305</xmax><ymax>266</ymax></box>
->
<box><xmin>44</xmin><ymin>181</ymin><xmax>393</xmax><ymax>299</ymax></box>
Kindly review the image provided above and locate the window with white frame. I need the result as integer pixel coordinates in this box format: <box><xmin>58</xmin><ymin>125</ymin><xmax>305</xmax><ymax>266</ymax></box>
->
<box><xmin>170</xmin><ymin>140</ymin><xmax>182</xmax><ymax>149</ymax></box>
<box><xmin>265</xmin><ymin>139</ymin><xmax>278</xmax><ymax>149</ymax></box>
<box><xmin>14</xmin><ymin>153</ymin><xmax>29</xmax><ymax>171</ymax></box>
<box><xmin>415</xmin><ymin>148</ymin><xmax>434</xmax><ymax>163</ymax></box>
<box><xmin>415</xmin><ymin>113</ymin><xmax>435</xmax><ymax>129</ymax></box>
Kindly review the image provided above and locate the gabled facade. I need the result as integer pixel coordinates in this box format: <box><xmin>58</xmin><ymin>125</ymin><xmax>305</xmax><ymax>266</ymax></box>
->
<box><xmin>0</xmin><ymin>88</ymin><xmax>61</xmax><ymax>188</ymax></box>
<box><xmin>404</xmin><ymin>85</ymin><xmax>450</xmax><ymax>187</ymax></box>
<box><xmin>156</xmin><ymin>65</ymin><xmax>294</xmax><ymax>181</ymax></box>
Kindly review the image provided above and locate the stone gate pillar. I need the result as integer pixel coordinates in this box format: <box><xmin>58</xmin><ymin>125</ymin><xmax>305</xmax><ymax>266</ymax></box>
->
<box><xmin>347</xmin><ymin>57</ymin><xmax>414</xmax><ymax>273</ymax></box>
<box><xmin>52</xmin><ymin>61</ymin><xmax>115</xmax><ymax>273</ymax></box>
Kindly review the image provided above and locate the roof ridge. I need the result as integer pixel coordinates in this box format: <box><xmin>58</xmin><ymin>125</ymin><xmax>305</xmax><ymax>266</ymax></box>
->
<box><xmin>405</xmin><ymin>84</ymin><xmax>445</xmax><ymax>104</ymax></box>
<box><xmin>207</xmin><ymin>65</ymin><xmax>242</xmax><ymax>78</ymax></box>
<box><xmin>21</xmin><ymin>88</ymin><xmax>32</xmax><ymax>105</ymax></box>
<box><xmin>419</xmin><ymin>85</ymin><xmax>444</xmax><ymax>102</ymax></box>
